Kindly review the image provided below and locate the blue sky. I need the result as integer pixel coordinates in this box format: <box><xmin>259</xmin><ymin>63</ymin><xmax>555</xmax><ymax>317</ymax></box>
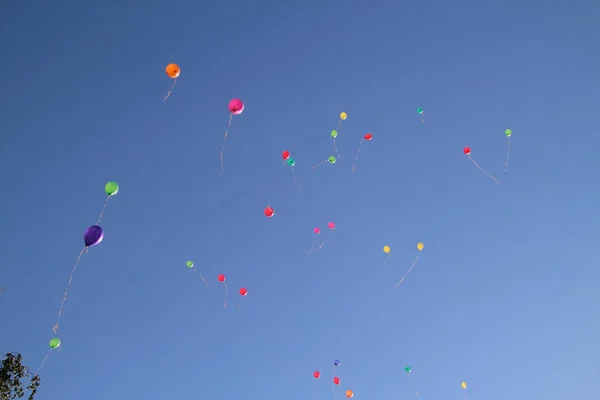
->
<box><xmin>1</xmin><ymin>0</ymin><xmax>599</xmax><ymax>399</ymax></box>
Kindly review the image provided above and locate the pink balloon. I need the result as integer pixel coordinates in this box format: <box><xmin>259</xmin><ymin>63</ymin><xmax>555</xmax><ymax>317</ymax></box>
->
<box><xmin>314</xmin><ymin>227</ymin><xmax>321</xmax><ymax>234</ymax></box>
<box><xmin>328</xmin><ymin>222</ymin><xmax>335</xmax><ymax>229</ymax></box>
<box><xmin>228</xmin><ymin>98</ymin><xmax>244</xmax><ymax>115</ymax></box>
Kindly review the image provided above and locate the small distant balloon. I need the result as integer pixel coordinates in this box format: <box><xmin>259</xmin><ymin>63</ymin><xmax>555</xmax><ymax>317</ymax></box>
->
<box><xmin>220</xmin><ymin>98</ymin><xmax>245</xmax><ymax>175</ymax></box>
<box><xmin>282</xmin><ymin>150</ymin><xmax>290</xmax><ymax>160</ymax></box>
<box><xmin>353</xmin><ymin>133</ymin><xmax>373</xmax><ymax>172</ymax></box>
<box><xmin>328</xmin><ymin>221</ymin><xmax>335</xmax><ymax>230</ymax></box>
<box><xmin>463</xmin><ymin>147</ymin><xmax>471</xmax><ymax>155</ymax></box>
<box><xmin>417</xmin><ymin>108</ymin><xmax>424</xmax><ymax>123</ymax></box>
<box><xmin>383</xmin><ymin>245</ymin><xmax>391</xmax><ymax>254</ymax></box>
<box><xmin>504</xmin><ymin>129</ymin><xmax>512</xmax><ymax>172</ymax></box>
<box><xmin>104</xmin><ymin>181</ymin><xmax>119</xmax><ymax>196</ymax></box>
<box><xmin>505</xmin><ymin>129</ymin><xmax>512</xmax><ymax>137</ymax></box>
<box><xmin>340</xmin><ymin>112</ymin><xmax>347</xmax><ymax>120</ymax></box>
<box><xmin>331</xmin><ymin>129</ymin><xmax>338</xmax><ymax>138</ymax></box>
<box><xmin>314</xmin><ymin>227</ymin><xmax>321</xmax><ymax>234</ymax></box>
<box><xmin>333</xmin><ymin>377</ymin><xmax>340</xmax><ymax>385</ymax></box>
<box><xmin>239</xmin><ymin>288</ymin><xmax>247</xmax><ymax>296</ymax></box>
<box><xmin>186</xmin><ymin>260</ymin><xmax>194</xmax><ymax>268</ymax></box>
<box><xmin>328</xmin><ymin>156</ymin><xmax>336</xmax><ymax>164</ymax></box>
<box><xmin>461</xmin><ymin>382</ymin><xmax>467</xmax><ymax>389</ymax></box>
<box><xmin>364</xmin><ymin>133</ymin><xmax>372</xmax><ymax>140</ymax></box>
<box><xmin>314</xmin><ymin>371</ymin><xmax>321</xmax><ymax>379</ymax></box>
<box><xmin>163</xmin><ymin>63</ymin><xmax>180</xmax><ymax>102</ymax></box>
<box><xmin>345</xmin><ymin>390</ymin><xmax>353</xmax><ymax>398</ymax></box>
<box><xmin>264</xmin><ymin>206</ymin><xmax>275</xmax><ymax>218</ymax></box>
<box><xmin>417</xmin><ymin>242</ymin><xmax>424</xmax><ymax>251</ymax></box>
<box><xmin>405</xmin><ymin>365</ymin><xmax>411</xmax><ymax>373</ymax></box>
<box><xmin>49</xmin><ymin>338</ymin><xmax>61</xmax><ymax>349</ymax></box>
<box><xmin>218</xmin><ymin>274</ymin><xmax>225</xmax><ymax>282</ymax></box>
<box><xmin>286</xmin><ymin>158</ymin><xmax>295</xmax><ymax>167</ymax></box>
<box><xmin>84</xmin><ymin>225</ymin><xmax>104</xmax><ymax>247</ymax></box>
<box><xmin>334</xmin><ymin>360</ymin><xmax>340</xmax><ymax>366</ymax></box>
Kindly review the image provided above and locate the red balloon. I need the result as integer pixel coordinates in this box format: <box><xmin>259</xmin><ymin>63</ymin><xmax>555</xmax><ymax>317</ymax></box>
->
<box><xmin>364</xmin><ymin>133</ymin><xmax>373</xmax><ymax>140</ymax></box>
<box><xmin>333</xmin><ymin>376</ymin><xmax>340</xmax><ymax>385</ymax></box>
<box><xmin>282</xmin><ymin>150</ymin><xmax>290</xmax><ymax>160</ymax></box>
<box><xmin>217</xmin><ymin>274</ymin><xmax>225</xmax><ymax>282</ymax></box>
<box><xmin>264</xmin><ymin>206</ymin><xmax>275</xmax><ymax>218</ymax></box>
<box><xmin>239</xmin><ymin>288</ymin><xmax>247</xmax><ymax>296</ymax></box>
<box><xmin>313</xmin><ymin>371</ymin><xmax>320</xmax><ymax>379</ymax></box>
<box><xmin>463</xmin><ymin>147</ymin><xmax>471</xmax><ymax>155</ymax></box>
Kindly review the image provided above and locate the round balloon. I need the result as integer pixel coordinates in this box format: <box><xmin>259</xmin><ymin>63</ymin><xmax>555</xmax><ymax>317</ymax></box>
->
<box><xmin>417</xmin><ymin>108</ymin><xmax>423</xmax><ymax>114</ymax></box>
<box><xmin>104</xmin><ymin>181</ymin><xmax>119</xmax><ymax>196</ymax></box>
<box><xmin>328</xmin><ymin>221</ymin><xmax>335</xmax><ymax>229</ymax></box>
<box><xmin>345</xmin><ymin>390</ymin><xmax>353</xmax><ymax>398</ymax></box>
<box><xmin>328</xmin><ymin>156</ymin><xmax>336</xmax><ymax>164</ymax></box>
<box><xmin>340</xmin><ymin>112</ymin><xmax>347</xmax><ymax>120</ymax></box>
<box><xmin>463</xmin><ymin>147</ymin><xmax>471</xmax><ymax>155</ymax></box>
<box><xmin>264</xmin><ymin>206</ymin><xmax>274</xmax><ymax>218</ymax></box>
<box><xmin>405</xmin><ymin>365</ymin><xmax>411</xmax><ymax>373</ymax></box>
<box><xmin>165</xmin><ymin>63</ymin><xmax>180</xmax><ymax>78</ymax></box>
<box><xmin>282</xmin><ymin>150</ymin><xmax>290</xmax><ymax>160</ymax></box>
<box><xmin>333</xmin><ymin>377</ymin><xmax>340</xmax><ymax>385</ymax></box>
<box><xmin>334</xmin><ymin>360</ymin><xmax>340</xmax><ymax>366</ymax></box>
<box><xmin>461</xmin><ymin>382</ymin><xmax>467</xmax><ymax>389</ymax></box>
<box><xmin>505</xmin><ymin>129</ymin><xmax>512</xmax><ymax>137</ymax></box>
<box><xmin>49</xmin><ymin>338</ymin><xmax>61</xmax><ymax>349</ymax></box>
<box><xmin>314</xmin><ymin>227</ymin><xmax>321</xmax><ymax>234</ymax></box>
<box><xmin>84</xmin><ymin>225</ymin><xmax>104</xmax><ymax>247</ymax></box>
<box><xmin>286</xmin><ymin>158</ymin><xmax>295</xmax><ymax>167</ymax></box>
<box><xmin>331</xmin><ymin>130</ymin><xmax>338</xmax><ymax>138</ymax></box>
<box><xmin>417</xmin><ymin>242</ymin><xmax>424</xmax><ymax>251</ymax></box>
<box><xmin>239</xmin><ymin>288</ymin><xmax>247</xmax><ymax>296</ymax></box>
<box><xmin>186</xmin><ymin>260</ymin><xmax>194</xmax><ymax>268</ymax></box>
<box><xmin>217</xmin><ymin>274</ymin><xmax>225</xmax><ymax>282</ymax></box>
<box><xmin>228</xmin><ymin>98</ymin><xmax>244</xmax><ymax>115</ymax></box>
<box><xmin>383</xmin><ymin>245</ymin><xmax>391</xmax><ymax>254</ymax></box>
<box><xmin>313</xmin><ymin>371</ymin><xmax>321</xmax><ymax>379</ymax></box>
<box><xmin>364</xmin><ymin>133</ymin><xmax>373</xmax><ymax>140</ymax></box>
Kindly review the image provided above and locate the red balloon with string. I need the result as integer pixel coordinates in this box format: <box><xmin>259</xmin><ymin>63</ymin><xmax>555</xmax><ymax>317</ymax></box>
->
<box><xmin>353</xmin><ymin>133</ymin><xmax>374</xmax><ymax>172</ymax></box>
<box><xmin>282</xmin><ymin>150</ymin><xmax>290</xmax><ymax>160</ymax></box>
<box><xmin>463</xmin><ymin>147</ymin><xmax>500</xmax><ymax>184</ymax></box>
<box><xmin>313</xmin><ymin>371</ymin><xmax>321</xmax><ymax>379</ymax></box>
<box><xmin>264</xmin><ymin>206</ymin><xmax>274</xmax><ymax>218</ymax></box>
<box><xmin>217</xmin><ymin>274</ymin><xmax>228</xmax><ymax>308</ymax></box>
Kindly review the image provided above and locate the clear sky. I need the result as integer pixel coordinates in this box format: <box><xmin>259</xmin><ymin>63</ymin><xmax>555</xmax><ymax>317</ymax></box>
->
<box><xmin>1</xmin><ymin>0</ymin><xmax>599</xmax><ymax>399</ymax></box>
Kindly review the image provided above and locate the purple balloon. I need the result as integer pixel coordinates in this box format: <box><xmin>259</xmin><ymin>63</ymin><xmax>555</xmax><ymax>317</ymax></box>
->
<box><xmin>84</xmin><ymin>225</ymin><xmax>104</xmax><ymax>247</ymax></box>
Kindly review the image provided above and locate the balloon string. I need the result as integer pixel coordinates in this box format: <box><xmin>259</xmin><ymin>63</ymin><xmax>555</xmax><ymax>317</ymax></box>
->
<box><xmin>352</xmin><ymin>139</ymin><xmax>364</xmax><ymax>172</ymax></box>
<box><xmin>504</xmin><ymin>136</ymin><xmax>511</xmax><ymax>172</ymax></box>
<box><xmin>53</xmin><ymin>246</ymin><xmax>87</xmax><ymax>335</ymax></box>
<box><xmin>467</xmin><ymin>155</ymin><xmax>500</xmax><ymax>184</ymax></box>
<box><xmin>312</xmin><ymin>160</ymin><xmax>328</xmax><ymax>169</ymax></box>
<box><xmin>290</xmin><ymin>166</ymin><xmax>302</xmax><ymax>189</ymax></box>
<box><xmin>332</xmin><ymin>138</ymin><xmax>341</xmax><ymax>159</ymax></box>
<box><xmin>36</xmin><ymin>349</ymin><xmax>52</xmax><ymax>374</ymax></box>
<box><xmin>219</xmin><ymin>113</ymin><xmax>234</xmax><ymax>176</ymax></box>
<box><xmin>420</xmin><ymin>112</ymin><xmax>425</xmax><ymax>123</ymax></box>
<box><xmin>409</xmin><ymin>374</ymin><xmax>420</xmax><ymax>397</ymax></box>
<box><xmin>163</xmin><ymin>78</ymin><xmax>177</xmax><ymax>102</ymax></box>
<box><xmin>193</xmin><ymin>269</ymin><xmax>208</xmax><ymax>286</ymax></box>
<box><xmin>394</xmin><ymin>255</ymin><xmax>419</xmax><ymax>288</ymax></box>
<box><xmin>222</xmin><ymin>281</ymin><xmax>228</xmax><ymax>308</ymax></box>
<box><xmin>307</xmin><ymin>240</ymin><xmax>326</xmax><ymax>254</ymax></box>
<box><xmin>383</xmin><ymin>253</ymin><xmax>390</xmax><ymax>264</ymax></box>
<box><xmin>96</xmin><ymin>196</ymin><xmax>111</xmax><ymax>225</ymax></box>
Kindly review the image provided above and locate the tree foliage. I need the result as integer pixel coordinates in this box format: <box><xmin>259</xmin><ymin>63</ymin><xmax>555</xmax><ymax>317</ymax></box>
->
<box><xmin>0</xmin><ymin>353</ymin><xmax>40</xmax><ymax>400</ymax></box>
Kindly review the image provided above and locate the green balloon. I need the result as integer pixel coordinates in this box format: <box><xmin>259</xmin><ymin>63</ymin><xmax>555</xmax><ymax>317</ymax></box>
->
<box><xmin>505</xmin><ymin>129</ymin><xmax>512</xmax><ymax>137</ymax></box>
<box><xmin>105</xmin><ymin>181</ymin><xmax>119</xmax><ymax>196</ymax></box>
<box><xmin>49</xmin><ymin>338</ymin><xmax>61</xmax><ymax>349</ymax></box>
<box><xmin>330</xmin><ymin>130</ymin><xmax>338</xmax><ymax>138</ymax></box>
<box><xmin>286</xmin><ymin>158</ymin><xmax>295</xmax><ymax>167</ymax></box>
<box><xmin>417</xmin><ymin>108</ymin><xmax>423</xmax><ymax>113</ymax></box>
<box><xmin>328</xmin><ymin>156</ymin><xmax>336</xmax><ymax>164</ymax></box>
<box><xmin>405</xmin><ymin>366</ymin><xmax>411</xmax><ymax>373</ymax></box>
<box><xmin>186</xmin><ymin>260</ymin><xmax>194</xmax><ymax>268</ymax></box>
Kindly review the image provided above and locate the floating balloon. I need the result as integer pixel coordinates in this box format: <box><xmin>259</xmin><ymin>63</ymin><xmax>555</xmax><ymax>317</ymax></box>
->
<box><xmin>334</xmin><ymin>359</ymin><xmax>340</xmax><ymax>366</ymax></box>
<box><xmin>383</xmin><ymin>245</ymin><xmax>391</xmax><ymax>264</ymax></box>
<box><xmin>333</xmin><ymin>377</ymin><xmax>340</xmax><ymax>385</ymax></box>
<box><xmin>345</xmin><ymin>390</ymin><xmax>353</xmax><ymax>398</ymax></box>
<box><xmin>49</xmin><ymin>338</ymin><xmax>61</xmax><ymax>349</ymax></box>
<box><xmin>461</xmin><ymin>381</ymin><xmax>467</xmax><ymax>389</ymax></box>
<box><xmin>286</xmin><ymin>158</ymin><xmax>295</xmax><ymax>167</ymax></box>
<box><xmin>282</xmin><ymin>150</ymin><xmax>290</xmax><ymax>160</ymax></box>
<box><xmin>163</xmin><ymin>63</ymin><xmax>180</xmax><ymax>102</ymax></box>
<box><xmin>405</xmin><ymin>365</ymin><xmax>411</xmax><ymax>373</ymax></box>
<box><xmin>313</xmin><ymin>155</ymin><xmax>336</xmax><ymax>170</ymax></box>
<box><xmin>264</xmin><ymin>206</ymin><xmax>275</xmax><ymax>218</ymax></box>
<box><xmin>504</xmin><ymin>128</ymin><xmax>512</xmax><ymax>172</ymax></box>
<box><xmin>37</xmin><ymin>337</ymin><xmax>62</xmax><ymax>373</ymax></box>
<box><xmin>395</xmin><ymin>243</ymin><xmax>424</xmax><ymax>288</ymax></box>
<box><xmin>314</xmin><ymin>227</ymin><xmax>321</xmax><ymax>234</ymax></box>
<box><xmin>463</xmin><ymin>147</ymin><xmax>500</xmax><ymax>184</ymax></box>
<box><xmin>282</xmin><ymin>152</ymin><xmax>301</xmax><ymax>188</ymax></box>
<box><xmin>239</xmin><ymin>288</ymin><xmax>247</xmax><ymax>296</ymax></box>
<box><xmin>417</xmin><ymin>107</ymin><xmax>424</xmax><ymax>123</ymax></box>
<box><xmin>186</xmin><ymin>260</ymin><xmax>208</xmax><ymax>286</ymax></box>
<box><xmin>331</xmin><ymin>130</ymin><xmax>338</xmax><ymax>138</ymax></box>
<box><xmin>53</xmin><ymin>182</ymin><xmax>119</xmax><ymax>335</ymax></box>
<box><xmin>308</xmin><ymin>226</ymin><xmax>326</xmax><ymax>254</ymax></box>
<box><xmin>314</xmin><ymin>371</ymin><xmax>321</xmax><ymax>379</ymax></box>
<box><xmin>220</xmin><ymin>98</ymin><xmax>245</xmax><ymax>176</ymax></box>
<box><xmin>352</xmin><ymin>133</ymin><xmax>373</xmax><ymax>172</ymax></box>
<box><xmin>217</xmin><ymin>274</ymin><xmax>228</xmax><ymax>308</ymax></box>
<box><xmin>405</xmin><ymin>365</ymin><xmax>419</xmax><ymax>397</ymax></box>
<box><xmin>328</xmin><ymin>221</ymin><xmax>335</xmax><ymax>230</ymax></box>
<box><xmin>340</xmin><ymin>112</ymin><xmax>347</xmax><ymax>120</ymax></box>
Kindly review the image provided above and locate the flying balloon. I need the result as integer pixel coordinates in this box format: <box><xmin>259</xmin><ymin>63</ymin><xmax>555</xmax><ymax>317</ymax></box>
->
<box><xmin>163</xmin><ymin>63</ymin><xmax>180</xmax><ymax>102</ymax></box>
<box><xmin>328</xmin><ymin>221</ymin><xmax>336</xmax><ymax>231</ymax></box>
<box><xmin>37</xmin><ymin>337</ymin><xmax>62</xmax><ymax>373</ymax></box>
<box><xmin>217</xmin><ymin>274</ymin><xmax>228</xmax><ymax>308</ymax></box>
<box><xmin>395</xmin><ymin>242</ymin><xmax>424</xmax><ymax>288</ymax></box>
<box><xmin>282</xmin><ymin>150</ymin><xmax>302</xmax><ymax>188</ymax></box>
<box><xmin>352</xmin><ymin>133</ymin><xmax>373</xmax><ymax>172</ymax></box>
<box><xmin>383</xmin><ymin>245</ymin><xmax>391</xmax><ymax>264</ymax></box>
<box><xmin>314</xmin><ymin>371</ymin><xmax>321</xmax><ymax>379</ymax></box>
<box><xmin>282</xmin><ymin>150</ymin><xmax>290</xmax><ymax>161</ymax></box>
<box><xmin>333</xmin><ymin>377</ymin><xmax>340</xmax><ymax>385</ymax></box>
<box><xmin>239</xmin><ymin>288</ymin><xmax>247</xmax><ymax>296</ymax></box>
<box><xmin>186</xmin><ymin>260</ymin><xmax>208</xmax><ymax>286</ymax></box>
<box><xmin>219</xmin><ymin>98</ymin><xmax>245</xmax><ymax>176</ymax></box>
<box><xmin>463</xmin><ymin>147</ymin><xmax>500</xmax><ymax>184</ymax></box>
<box><xmin>345</xmin><ymin>390</ymin><xmax>353</xmax><ymax>398</ymax></box>
<box><xmin>264</xmin><ymin>206</ymin><xmax>275</xmax><ymax>218</ymax></box>
<box><xmin>504</xmin><ymin>128</ymin><xmax>512</xmax><ymax>172</ymax></box>
<box><xmin>308</xmin><ymin>226</ymin><xmax>326</xmax><ymax>254</ymax></box>
<box><xmin>461</xmin><ymin>381</ymin><xmax>467</xmax><ymax>389</ymax></box>
<box><xmin>52</xmin><ymin>181</ymin><xmax>118</xmax><ymax>335</ymax></box>
<box><xmin>313</xmin><ymin>155</ymin><xmax>336</xmax><ymax>170</ymax></box>
<box><xmin>417</xmin><ymin>107</ymin><xmax>424</xmax><ymax>123</ymax></box>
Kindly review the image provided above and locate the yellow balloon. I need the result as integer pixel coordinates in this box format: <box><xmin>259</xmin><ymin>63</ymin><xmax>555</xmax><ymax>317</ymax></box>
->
<box><xmin>340</xmin><ymin>112</ymin><xmax>347</xmax><ymax>120</ymax></box>
<box><xmin>383</xmin><ymin>245</ymin><xmax>391</xmax><ymax>254</ymax></box>
<box><xmin>461</xmin><ymin>382</ymin><xmax>467</xmax><ymax>389</ymax></box>
<box><xmin>417</xmin><ymin>242</ymin><xmax>424</xmax><ymax>251</ymax></box>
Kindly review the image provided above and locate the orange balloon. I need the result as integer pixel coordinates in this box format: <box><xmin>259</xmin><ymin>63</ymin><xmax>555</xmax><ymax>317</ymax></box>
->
<box><xmin>345</xmin><ymin>390</ymin><xmax>353</xmax><ymax>398</ymax></box>
<box><xmin>165</xmin><ymin>63</ymin><xmax>180</xmax><ymax>79</ymax></box>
